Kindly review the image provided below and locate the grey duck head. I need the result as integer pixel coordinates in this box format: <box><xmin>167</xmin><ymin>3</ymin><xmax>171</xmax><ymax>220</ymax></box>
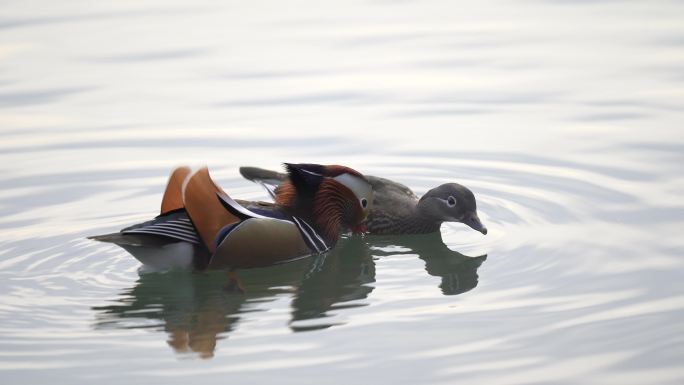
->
<box><xmin>417</xmin><ymin>183</ymin><xmax>487</xmax><ymax>235</ymax></box>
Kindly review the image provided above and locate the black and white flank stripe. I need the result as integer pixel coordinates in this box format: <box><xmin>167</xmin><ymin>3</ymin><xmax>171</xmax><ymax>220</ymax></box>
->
<box><xmin>121</xmin><ymin>211</ymin><xmax>200</xmax><ymax>244</ymax></box>
<box><xmin>291</xmin><ymin>216</ymin><xmax>329</xmax><ymax>254</ymax></box>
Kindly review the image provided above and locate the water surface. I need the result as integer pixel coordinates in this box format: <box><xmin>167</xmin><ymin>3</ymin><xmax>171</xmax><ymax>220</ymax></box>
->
<box><xmin>1</xmin><ymin>0</ymin><xmax>683</xmax><ymax>384</ymax></box>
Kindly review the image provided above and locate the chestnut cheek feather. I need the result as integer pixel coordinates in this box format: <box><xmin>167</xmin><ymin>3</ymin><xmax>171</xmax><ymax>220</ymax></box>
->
<box><xmin>313</xmin><ymin>179</ymin><xmax>363</xmax><ymax>242</ymax></box>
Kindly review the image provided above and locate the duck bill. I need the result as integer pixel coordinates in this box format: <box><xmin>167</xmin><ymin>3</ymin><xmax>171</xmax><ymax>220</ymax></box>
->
<box><xmin>351</xmin><ymin>222</ymin><xmax>368</xmax><ymax>235</ymax></box>
<box><xmin>350</xmin><ymin>210</ymin><xmax>370</xmax><ymax>234</ymax></box>
<box><xmin>465</xmin><ymin>213</ymin><xmax>488</xmax><ymax>235</ymax></box>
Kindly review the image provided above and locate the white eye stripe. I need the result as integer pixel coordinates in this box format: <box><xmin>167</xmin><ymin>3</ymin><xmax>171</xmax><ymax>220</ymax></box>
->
<box><xmin>301</xmin><ymin>169</ymin><xmax>322</xmax><ymax>177</ymax></box>
<box><xmin>333</xmin><ymin>173</ymin><xmax>372</xmax><ymax>208</ymax></box>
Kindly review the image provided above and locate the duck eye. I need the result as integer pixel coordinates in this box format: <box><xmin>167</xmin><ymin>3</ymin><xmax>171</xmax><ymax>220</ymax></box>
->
<box><xmin>447</xmin><ymin>196</ymin><xmax>456</xmax><ymax>207</ymax></box>
<box><xmin>361</xmin><ymin>198</ymin><xmax>368</xmax><ymax>208</ymax></box>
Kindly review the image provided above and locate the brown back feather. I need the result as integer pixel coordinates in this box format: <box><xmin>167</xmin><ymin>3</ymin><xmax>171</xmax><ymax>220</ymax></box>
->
<box><xmin>160</xmin><ymin>166</ymin><xmax>191</xmax><ymax>214</ymax></box>
<box><xmin>183</xmin><ymin>167</ymin><xmax>241</xmax><ymax>253</ymax></box>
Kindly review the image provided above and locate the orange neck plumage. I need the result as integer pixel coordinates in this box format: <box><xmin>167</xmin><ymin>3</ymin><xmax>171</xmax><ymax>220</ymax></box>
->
<box><xmin>274</xmin><ymin>181</ymin><xmax>298</xmax><ymax>208</ymax></box>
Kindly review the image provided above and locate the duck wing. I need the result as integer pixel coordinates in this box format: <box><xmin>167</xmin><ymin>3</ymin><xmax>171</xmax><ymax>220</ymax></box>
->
<box><xmin>367</xmin><ymin>175</ymin><xmax>419</xmax><ymax>202</ymax></box>
<box><xmin>238</xmin><ymin>167</ymin><xmax>425</xmax><ymax>234</ymax></box>
<box><xmin>160</xmin><ymin>166</ymin><xmax>191</xmax><ymax>214</ymax></box>
<box><xmin>239</xmin><ymin>166</ymin><xmax>288</xmax><ymax>199</ymax></box>
<box><xmin>239</xmin><ymin>166</ymin><xmax>419</xmax><ymax>204</ymax></box>
<box><xmin>183</xmin><ymin>167</ymin><xmax>245</xmax><ymax>252</ymax></box>
<box><xmin>365</xmin><ymin>175</ymin><xmax>419</xmax><ymax>224</ymax></box>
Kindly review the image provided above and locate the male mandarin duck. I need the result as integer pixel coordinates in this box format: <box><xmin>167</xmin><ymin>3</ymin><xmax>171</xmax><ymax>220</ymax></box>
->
<box><xmin>239</xmin><ymin>166</ymin><xmax>487</xmax><ymax>236</ymax></box>
<box><xmin>90</xmin><ymin>163</ymin><xmax>373</xmax><ymax>270</ymax></box>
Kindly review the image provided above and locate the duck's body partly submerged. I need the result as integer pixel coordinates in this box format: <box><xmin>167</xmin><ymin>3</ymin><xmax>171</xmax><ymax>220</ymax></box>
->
<box><xmin>91</xmin><ymin>209</ymin><xmax>209</xmax><ymax>270</ymax></box>
<box><xmin>91</xmin><ymin>164</ymin><xmax>372</xmax><ymax>270</ymax></box>
<box><xmin>240</xmin><ymin>166</ymin><xmax>487</xmax><ymax>236</ymax></box>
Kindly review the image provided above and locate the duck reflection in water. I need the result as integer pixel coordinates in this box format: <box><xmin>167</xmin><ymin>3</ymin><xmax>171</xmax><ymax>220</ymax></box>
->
<box><xmin>92</xmin><ymin>233</ymin><xmax>485</xmax><ymax>358</ymax></box>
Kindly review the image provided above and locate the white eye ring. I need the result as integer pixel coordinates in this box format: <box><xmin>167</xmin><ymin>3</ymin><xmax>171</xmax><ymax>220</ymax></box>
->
<box><xmin>361</xmin><ymin>198</ymin><xmax>368</xmax><ymax>208</ymax></box>
<box><xmin>446</xmin><ymin>196</ymin><xmax>456</xmax><ymax>207</ymax></box>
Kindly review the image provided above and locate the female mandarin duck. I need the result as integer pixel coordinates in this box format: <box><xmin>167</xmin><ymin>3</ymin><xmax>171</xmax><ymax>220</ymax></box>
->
<box><xmin>90</xmin><ymin>163</ymin><xmax>373</xmax><ymax>270</ymax></box>
<box><xmin>239</xmin><ymin>166</ymin><xmax>487</xmax><ymax>236</ymax></box>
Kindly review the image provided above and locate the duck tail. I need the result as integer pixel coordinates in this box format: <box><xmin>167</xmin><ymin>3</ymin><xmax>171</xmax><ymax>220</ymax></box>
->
<box><xmin>88</xmin><ymin>232</ymin><xmax>122</xmax><ymax>244</ymax></box>
<box><xmin>87</xmin><ymin>232</ymin><xmax>144</xmax><ymax>246</ymax></box>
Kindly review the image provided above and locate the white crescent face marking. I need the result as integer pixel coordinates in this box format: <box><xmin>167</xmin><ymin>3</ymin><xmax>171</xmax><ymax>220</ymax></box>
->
<box><xmin>333</xmin><ymin>173</ymin><xmax>373</xmax><ymax>214</ymax></box>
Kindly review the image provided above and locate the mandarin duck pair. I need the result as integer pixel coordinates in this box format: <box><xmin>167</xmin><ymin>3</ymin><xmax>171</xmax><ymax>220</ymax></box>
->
<box><xmin>91</xmin><ymin>163</ymin><xmax>486</xmax><ymax>271</ymax></box>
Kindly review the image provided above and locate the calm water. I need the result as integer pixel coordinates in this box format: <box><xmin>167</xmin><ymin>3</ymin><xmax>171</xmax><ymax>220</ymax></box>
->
<box><xmin>1</xmin><ymin>0</ymin><xmax>684</xmax><ymax>384</ymax></box>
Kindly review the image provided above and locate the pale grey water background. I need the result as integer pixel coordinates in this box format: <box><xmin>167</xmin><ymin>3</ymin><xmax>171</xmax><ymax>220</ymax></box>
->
<box><xmin>1</xmin><ymin>0</ymin><xmax>684</xmax><ymax>384</ymax></box>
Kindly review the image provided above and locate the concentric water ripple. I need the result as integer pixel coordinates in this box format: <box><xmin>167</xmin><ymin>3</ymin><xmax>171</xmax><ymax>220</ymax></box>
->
<box><xmin>3</xmin><ymin>143</ymin><xmax>682</xmax><ymax>379</ymax></box>
<box><xmin>2</xmin><ymin>0</ymin><xmax>684</xmax><ymax>383</ymax></box>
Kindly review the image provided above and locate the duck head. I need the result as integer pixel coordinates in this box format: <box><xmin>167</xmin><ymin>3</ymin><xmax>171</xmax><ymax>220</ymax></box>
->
<box><xmin>417</xmin><ymin>183</ymin><xmax>487</xmax><ymax>235</ymax></box>
<box><xmin>275</xmin><ymin>163</ymin><xmax>373</xmax><ymax>243</ymax></box>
